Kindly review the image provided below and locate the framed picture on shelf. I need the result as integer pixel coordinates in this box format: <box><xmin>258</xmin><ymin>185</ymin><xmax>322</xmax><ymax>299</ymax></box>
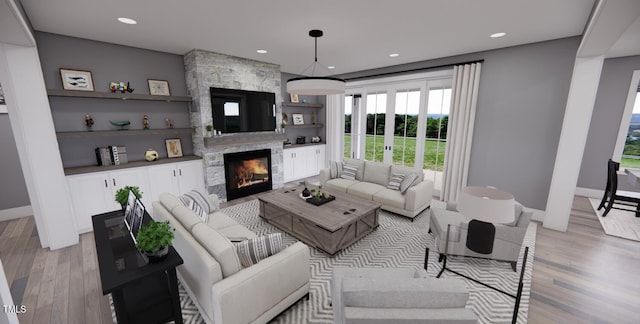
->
<box><xmin>148</xmin><ymin>79</ymin><xmax>171</xmax><ymax>96</ymax></box>
<box><xmin>290</xmin><ymin>93</ymin><xmax>299</xmax><ymax>103</ymax></box>
<box><xmin>165</xmin><ymin>138</ymin><xmax>183</xmax><ymax>158</ymax></box>
<box><xmin>60</xmin><ymin>68</ymin><xmax>95</xmax><ymax>91</ymax></box>
<box><xmin>292</xmin><ymin>113</ymin><xmax>305</xmax><ymax>125</ymax></box>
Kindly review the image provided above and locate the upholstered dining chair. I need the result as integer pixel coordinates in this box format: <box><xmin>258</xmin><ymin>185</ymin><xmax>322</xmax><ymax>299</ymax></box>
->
<box><xmin>597</xmin><ymin>159</ymin><xmax>640</xmax><ymax>217</ymax></box>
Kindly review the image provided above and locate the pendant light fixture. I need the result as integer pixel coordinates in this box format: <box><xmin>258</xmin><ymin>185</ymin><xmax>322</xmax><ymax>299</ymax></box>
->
<box><xmin>286</xmin><ymin>29</ymin><xmax>345</xmax><ymax>95</ymax></box>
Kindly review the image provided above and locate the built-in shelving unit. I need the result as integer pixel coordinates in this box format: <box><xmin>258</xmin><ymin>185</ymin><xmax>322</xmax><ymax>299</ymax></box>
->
<box><xmin>47</xmin><ymin>89</ymin><xmax>192</xmax><ymax>102</ymax></box>
<box><xmin>64</xmin><ymin>155</ymin><xmax>201</xmax><ymax>175</ymax></box>
<box><xmin>56</xmin><ymin>128</ymin><xmax>193</xmax><ymax>139</ymax></box>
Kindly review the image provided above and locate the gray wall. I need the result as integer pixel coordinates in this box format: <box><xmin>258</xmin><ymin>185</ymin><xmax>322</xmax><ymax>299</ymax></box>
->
<box><xmin>340</xmin><ymin>37</ymin><xmax>580</xmax><ymax>209</ymax></box>
<box><xmin>579</xmin><ymin>55</ymin><xmax>640</xmax><ymax>192</ymax></box>
<box><xmin>35</xmin><ymin>32</ymin><xmax>192</xmax><ymax>167</ymax></box>
<box><xmin>0</xmin><ymin>114</ymin><xmax>30</xmax><ymax>209</ymax></box>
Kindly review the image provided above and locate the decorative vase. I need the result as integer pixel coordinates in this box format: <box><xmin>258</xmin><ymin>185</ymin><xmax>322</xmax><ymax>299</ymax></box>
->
<box><xmin>143</xmin><ymin>246</ymin><xmax>169</xmax><ymax>263</ymax></box>
<box><xmin>144</xmin><ymin>149</ymin><xmax>158</xmax><ymax>161</ymax></box>
<box><xmin>302</xmin><ymin>187</ymin><xmax>311</xmax><ymax>198</ymax></box>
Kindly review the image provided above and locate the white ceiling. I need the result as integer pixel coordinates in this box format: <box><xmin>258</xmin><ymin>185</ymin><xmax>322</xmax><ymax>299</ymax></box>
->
<box><xmin>17</xmin><ymin>0</ymin><xmax>636</xmax><ymax>75</ymax></box>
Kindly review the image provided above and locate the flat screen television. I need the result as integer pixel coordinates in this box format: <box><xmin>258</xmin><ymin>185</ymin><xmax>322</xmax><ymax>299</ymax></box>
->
<box><xmin>210</xmin><ymin>87</ymin><xmax>276</xmax><ymax>133</ymax></box>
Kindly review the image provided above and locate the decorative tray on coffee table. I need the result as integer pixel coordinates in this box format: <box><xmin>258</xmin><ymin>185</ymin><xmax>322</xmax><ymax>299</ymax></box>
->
<box><xmin>305</xmin><ymin>195</ymin><xmax>336</xmax><ymax>206</ymax></box>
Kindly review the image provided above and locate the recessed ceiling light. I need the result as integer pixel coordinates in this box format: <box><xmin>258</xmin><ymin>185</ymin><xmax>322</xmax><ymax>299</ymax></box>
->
<box><xmin>490</xmin><ymin>32</ymin><xmax>506</xmax><ymax>38</ymax></box>
<box><xmin>327</xmin><ymin>66</ymin><xmax>335</xmax><ymax>69</ymax></box>
<box><xmin>256</xmin><ymin>49</ymin><xmax>268</xmax><ymax>54</ymax></box>
<box><xmin>389</xmin><ymin>53</ymin><xmax>400</xmax><ymax>57</ymax></box>
<box><xmin>117</xmin><ymin>17</ymin><xmax>137</xmax><ymax>25</ymax></box>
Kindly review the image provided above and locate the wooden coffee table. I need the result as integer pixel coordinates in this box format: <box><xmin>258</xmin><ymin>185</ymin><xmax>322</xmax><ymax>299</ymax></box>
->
<box><xmin>258</xmin><ymin>187</ymin><xmax>381</xmax><ymax>255</ymax></box>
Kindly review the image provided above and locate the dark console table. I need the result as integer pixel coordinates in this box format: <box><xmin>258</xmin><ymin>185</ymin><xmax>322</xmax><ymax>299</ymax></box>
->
<box><xmin>92</xmin><ymin>210</ymin><xmax>184</xmax><ymax>324</ymax></box>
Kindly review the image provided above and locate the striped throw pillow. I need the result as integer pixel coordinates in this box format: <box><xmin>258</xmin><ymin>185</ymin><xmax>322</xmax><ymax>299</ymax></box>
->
<box><xmin>329</xmin><ymin>160</ymin><xmax>344</xmax><ymax>179</ymax></box>
<box><xmin>235</xmin><ymin>233</ymin><xmax>284</xmax><ymax>267</ymax></box>
<box><xmin>399</xmin><ymin>173</ymin><xmax>419</xmax><ymax>194</ymax></box>
<box><xmin>387</xmin><ymin>173</ymin><xmax>405</xmax><ymax>191</ymax></box>
<box><xmin>179</xmin><ymin>189</ymin><xmax>215</xmax><ymax>222</ymax></box>
<box><xmin>340</xmin><ymin>164</ymin><xmax>358</xmax><ymax>180</ymax></box>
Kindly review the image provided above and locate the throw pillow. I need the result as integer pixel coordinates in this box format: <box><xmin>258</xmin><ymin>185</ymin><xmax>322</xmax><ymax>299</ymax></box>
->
<box><xmin>235</xmin><ymin>233</ymin><xmax>284</xmax><ymax>267</ymax></box>
<box><xmin>387</xmin><ymin>173</ymin><xmax>405</xmax><ymax>191</ymax></box>
<box><xmin>329</xmin><ymin>160</ymin><xmax>344</xmax><ymax>179</ymax></box>
<box><xmin>340</xmin><ymin>164</ymin><xmax>358</xmax><ymax>180</ymax></box>
<box><xmin>179</xmin><ymin>189</ymin><xmax>215</xmax><ymax>222</ymax></box>
<box><xmin>399</xmin><ymin>173</ymin><xmax>419</xmax><ymax>194</ymax></box>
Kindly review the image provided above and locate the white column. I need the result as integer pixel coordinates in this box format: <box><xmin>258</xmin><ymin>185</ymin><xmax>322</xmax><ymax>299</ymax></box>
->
<box><xmin>0</xmin><ymin>43</ymin><xmax>79</xmax><ymax>249</ymax></box>
<box><xmin>544</xmin><ymin>56</ymin><xmax>604</xmax><ymax>232</ymax></box>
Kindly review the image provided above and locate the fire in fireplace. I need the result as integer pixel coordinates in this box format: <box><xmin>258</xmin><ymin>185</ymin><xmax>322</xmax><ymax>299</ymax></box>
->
<box><xmin>224</xmin><ymin>149</ymin><xmax>272</xmax><ymax>200</ymax></box>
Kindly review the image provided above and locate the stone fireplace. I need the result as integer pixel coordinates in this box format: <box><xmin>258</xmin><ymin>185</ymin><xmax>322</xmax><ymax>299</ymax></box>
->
<box><xmin>184</xmin><ymin>49</ymin><xmax>285</xmax><ymax>200</ymax></box>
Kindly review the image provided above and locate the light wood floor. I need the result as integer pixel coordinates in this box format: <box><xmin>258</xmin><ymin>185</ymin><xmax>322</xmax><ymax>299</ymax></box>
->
<box><xmin>1</xmin><ymin>195</ymin><xmax>639</xmax><ymax>323</ymax></box>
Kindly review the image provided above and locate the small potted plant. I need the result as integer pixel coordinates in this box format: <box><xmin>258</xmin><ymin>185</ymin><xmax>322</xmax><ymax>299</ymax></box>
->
<box><xmin>114</xmin><ymin>185</ymin><xmax>142</xmax><ymax>209</ymax></box>
<box><xmin>299</xmin><ymin>180</ymin><xmax>311</xmax><ymax>198</ymax></box>
<box><xmin>205</xmin><ymin>124</ymin><xmax>214</xmax><ymax>137</ymax></box>
<box><xmin>136</xmin><ymin>221</ymin><xmax>175</xmax><ymax>263</ymax></box>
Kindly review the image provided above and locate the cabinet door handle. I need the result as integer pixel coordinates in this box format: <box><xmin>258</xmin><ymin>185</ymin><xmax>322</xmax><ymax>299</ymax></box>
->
<box><xmin>104</xmin><ymin>179</ymin><xmax>108</xmax><ymax>188</ymax></box>
<box><xmin>179</xmin><ymin>169</ymin><xmax>182</xmax><ymax>176</ymax></box>
<box><xmin>173</xmin><ymin>170</ymin><xmax>176</xmax><ymax>177</ymax></box>
<box><xmin>113</xmin><ymin>178</ymin><xmax>116</xmax><ymax>186</ymax></box>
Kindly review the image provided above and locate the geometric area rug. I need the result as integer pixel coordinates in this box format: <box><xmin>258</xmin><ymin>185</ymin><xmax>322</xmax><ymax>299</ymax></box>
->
<box><xmin>113</xmin><ymin>199</ymin><xmax>537</xmax><ymax>323</ymax></box>
<box><xmin>588</xmin><ymin>197</ymin><xmax>640</xmax><ymax>241</ymax></box>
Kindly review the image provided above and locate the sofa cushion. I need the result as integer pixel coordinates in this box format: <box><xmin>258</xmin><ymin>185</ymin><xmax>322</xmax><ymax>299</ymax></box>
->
<box><xmin>386</xmin><ymin>173</ymin><xmax>405</xmax><ymax>191</ymax></box>
<box><xmin>172</xmin><ymin>205</ymin><xmax>203</xmax><ymax>232</ymax></box>
<box><xmin>344</xmin><ymin>158</ymin><xmax>366</xmax><ymax>181</ymax></box>
<box><xmin>341</xmin><ymin>164</ymin><xmax>358</xmax><ymax>180</ymax></box>
<box><xmin>329</xmin><ymin>160</ymin><xmax>343</xmax><ymax>179</ymax></box>
<box><xmin>399</xmin><ymin>173</ymin><xmax>420</xmax><ymax>194</ymax></box>
<box><xmin>391</xmin><ymin>165</ymin><xmax>424</xmax><ymax>182</ymax></box>
<box><xmin>372</xmin><ymin>189</ymin><xmax>406</xmax><ymax>209</ymax></box>
<box><xmin>363</xmin><ymin>161</ymin><xmax>391</xmax><ymax>187</ymax></box>
<box><xmin>179</xmin><ymin>189</ymin><xmax>214</xmax><ymax>222</ymax></box>
<box><xmin>235</xmin><ymin>233</ymin><xmax>284</xmax><ymax>267</ymax></box>
<box><xmin>191</xmin><ymin>223</ymin><xmax>242</xmax><ymax>278</ymax></box>
<box><xmin>325</xmin><ymin>178</ymin><xmax>359</xmax><ymax>194</ymax></box>
<box><xmin>347</xmin><ymin>182</ymin><xmax>386</xmax><ymax>200</ymax></box>
<box><xmin>159</xmin><ymin>192</ymin><xmax>183</xmax><ymax>212</ymax></box>
<box><xmin>216</xmin><ymin>225</ymin><xmax>258</xmax><ymax>242</ymax></box>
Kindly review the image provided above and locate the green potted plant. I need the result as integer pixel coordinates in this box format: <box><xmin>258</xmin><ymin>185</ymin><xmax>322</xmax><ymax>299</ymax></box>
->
<box><xmin>205</xmin><ymin>124</ymin><xmax>213</xmax><ymax>137</ymax></box>
<box><xmin>114</xmin><ymin>185</ymin><xmax>142</xmax><ymax>209</ymax></box>
<box><xmin>135</xmin><ymin>220</ymin><xmax>175</xmax><ymax>263</ymax></box>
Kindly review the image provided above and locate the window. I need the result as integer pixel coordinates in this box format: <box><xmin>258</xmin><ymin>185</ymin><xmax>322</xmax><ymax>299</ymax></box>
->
<box><xmin>614</xmin><ymin>70</ymin><xmax>640</xmax><ymax>169</ymax></box>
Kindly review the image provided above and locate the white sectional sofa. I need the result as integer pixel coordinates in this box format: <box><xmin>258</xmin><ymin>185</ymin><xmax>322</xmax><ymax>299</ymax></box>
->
<box><xmin>152</xmin><ymin>192</ymin><xmax>311</xmax><ymax>324</ymax></box>
<box><xmin>319</xmin><ymin>158</ymin><xmax>434</xmax><ymax>220</ymax></box>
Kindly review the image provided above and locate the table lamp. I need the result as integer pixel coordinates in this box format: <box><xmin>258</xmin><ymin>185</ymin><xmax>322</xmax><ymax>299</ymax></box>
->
<box><xmin>457</xmin><ymin>186</ymin><xmax>515</xmax><ymax>224</ymax></box>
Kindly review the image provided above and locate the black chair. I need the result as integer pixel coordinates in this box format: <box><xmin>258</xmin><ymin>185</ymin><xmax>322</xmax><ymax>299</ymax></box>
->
<box><xmin>597</xmin><ymin>159</ymin><xmax>640</xmax><ymax>217</ymax></box>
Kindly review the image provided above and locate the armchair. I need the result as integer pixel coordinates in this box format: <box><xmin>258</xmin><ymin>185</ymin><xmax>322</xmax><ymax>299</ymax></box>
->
<box><xmin>429</xmin><ymin>202</ymin><xmax>532</xmax><ymax>271</ymax></box>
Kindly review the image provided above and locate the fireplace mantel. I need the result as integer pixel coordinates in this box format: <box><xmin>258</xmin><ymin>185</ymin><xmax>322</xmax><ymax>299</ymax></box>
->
<box><xmin>204</xmin><ymin>132</ymin><xmax>286</xmax><ymax>148</ymax></box>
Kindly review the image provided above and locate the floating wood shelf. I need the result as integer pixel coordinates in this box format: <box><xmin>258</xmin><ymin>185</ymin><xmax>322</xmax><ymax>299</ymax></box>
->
<box><xmin>47</xmin><ymin>89</ymin><xmax>192</xmax><ymax>102</ymax></box>
<box><xmin>286</xmin><ymin>124</ymin><xmax>324</xmax><ymax>129</ymax></box>
<box><xmin>64</xmin><ymin>155</ymin><xmax>202</xmax><ymax>176</ymax></box>
<box><xmin>56</xmin><ymin>128</ymin><xmax>193</xmax><ymax>139</ymax></box>
<box><xmin>282</xmin><ymin>102</ymin><xmax>324</xmax><ymax>108</ymax></box>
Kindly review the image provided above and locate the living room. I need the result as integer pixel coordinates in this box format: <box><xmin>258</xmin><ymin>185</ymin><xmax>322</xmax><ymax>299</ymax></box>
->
<box><xmin>1</xmin><ymin>0</ymin><xmax>640</xmax><ymax>323</ymax></box>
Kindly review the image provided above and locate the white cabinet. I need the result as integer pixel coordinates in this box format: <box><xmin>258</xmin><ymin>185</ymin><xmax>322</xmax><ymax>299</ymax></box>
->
<box><xmin>67</xmin><ymin>168</ymin><xmax>149</xmax><ymax>233</ymax></box>
<box><xmin>147</xmin><ymin>160</ymin><xmax>205</xmax><ymax>203</ymax></box>
<box><xmin>283</xmin><ymin>144</ymin><xmax>326</xmax><ymax>182</ymax></box>
<box><xmin>67</xmin><ymin>159</ymin><xmax>204</xmax><ymax>234</ymax></box>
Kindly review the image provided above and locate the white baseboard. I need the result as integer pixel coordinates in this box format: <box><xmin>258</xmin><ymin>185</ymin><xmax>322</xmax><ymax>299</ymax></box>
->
<box><xmin>575</xmin><ymin>187</ymin><xmax>603</xmax><ymax>199</ymax></box>
<box><xmin>0</xmin><ymin>205</ymin><xmax>33</xmax><ymax>222</ymax></box>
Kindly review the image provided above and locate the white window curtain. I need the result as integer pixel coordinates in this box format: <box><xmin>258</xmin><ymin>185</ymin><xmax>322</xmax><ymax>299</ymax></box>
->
<box><xmin>325</xmin><ymin>94</ymin><xmax>344</xmax><ymax>163</ymax></box>
<box><xmin>441</xmin><ymin>63</ymin><xmax>482</xmax><ymax>202</ymax></box>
